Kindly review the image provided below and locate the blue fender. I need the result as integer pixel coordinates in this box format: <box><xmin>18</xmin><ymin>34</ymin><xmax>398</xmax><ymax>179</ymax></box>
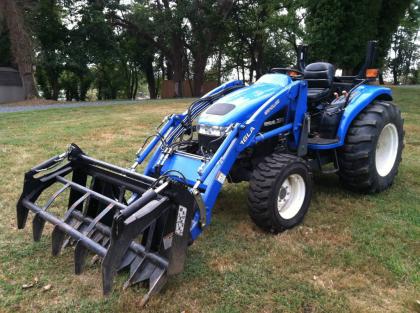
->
<box><xmin>337</xmin><ymin>85</ymin><xmax>392</xmax><ymax>144</ymax></box>
<box><xmin>309</xmin><ymin>85</ymin><xmax>392</xmax><ymax>150</ymax></box>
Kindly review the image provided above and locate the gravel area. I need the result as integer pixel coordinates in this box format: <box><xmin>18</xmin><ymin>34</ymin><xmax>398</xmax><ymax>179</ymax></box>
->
<box><xmin>0</xmin><ymin>100</ymin><xmax>144</xmax><ymax>113</ymax></box>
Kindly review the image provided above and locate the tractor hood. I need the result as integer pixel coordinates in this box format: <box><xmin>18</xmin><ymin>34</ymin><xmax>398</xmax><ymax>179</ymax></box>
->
<box><xmin>198</xmin><ymin>74</ymin><xmax>292</xmax><ymax>127</ymax></box>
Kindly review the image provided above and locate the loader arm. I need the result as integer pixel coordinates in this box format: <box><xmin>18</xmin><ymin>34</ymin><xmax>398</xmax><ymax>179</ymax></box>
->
<box><xmin>16</xmin><ymin>78</ymin><xmax>307</xmax><ymax>302</ymax></box>
<box><xmin>137</xmin><ymin>80</ymin><xmax>307</xmax><ymax>240</ymax></box>
<box><xmin>15</xmin><ymin>80</ymin><xmax>246</xmax><ymax>305</ymax></box>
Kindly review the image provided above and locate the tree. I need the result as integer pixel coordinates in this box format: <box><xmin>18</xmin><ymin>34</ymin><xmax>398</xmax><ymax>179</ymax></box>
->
<box><xmin>226</xmin><ymin>0</ymin><xmax>300</xmax><ymax>83</ymax></box>
<box><xmin>32</xmin><ymin>0</ymin><xmax>67</xmax><ymax>100</ymax></box>
<box><xmin>111</xmin><ymin>1</ymin><xmax>187</xmax><ymax>97</ymax></box>
<box><xmin>182</xmin><ymin>0</ymin><xmax>235</xmax><ymax>96</ymax></box>
<box><xmin>111</xmin><ymin>0</ymin><xmax>235</xmax><ymax>97</ymax></box>
<box><xmin>376</xmin><ymin>0</ymin><xmax>416</xmax><ymax>66</ymax></box>
<box><xmin>0</xmin><ymin>19</ymin><xmax>12</xmax><ymax>67</ymax></box>
<box><xmin>1</xmin><ymin>0</ymin><xmax>38</xmax><ymax>98</ymax></box>
<box><xmin>386</xmin><ymin>1</ymin><xmax>420</xmax><ymax>84</ymax></box>
<box><xmin>304</xmin><ymin>0</ymin><xmax>414</xmax><ymax>74</ymax></box>
<box><xmin>67</xmin><ymin>1</ymin><xmax>117</xmax><ymax>100</ymax></box>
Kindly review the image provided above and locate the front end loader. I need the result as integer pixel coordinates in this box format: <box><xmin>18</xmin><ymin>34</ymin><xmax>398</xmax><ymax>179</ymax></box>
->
<box><xmin>16</xmin><ymin>41</ymin><xmax>404</xmax><ymax>305</ymax></box>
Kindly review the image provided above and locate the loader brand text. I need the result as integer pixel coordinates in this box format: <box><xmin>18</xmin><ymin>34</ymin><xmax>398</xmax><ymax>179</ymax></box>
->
<box><xmin>264</xmin><ymin>99</ymin><xmax>280</xmax><ymax>116</ymax></box>
<box><xmin>240</xmin><ymin>127</ymin><xmax>255</xmax><ymax>145</ymax></box>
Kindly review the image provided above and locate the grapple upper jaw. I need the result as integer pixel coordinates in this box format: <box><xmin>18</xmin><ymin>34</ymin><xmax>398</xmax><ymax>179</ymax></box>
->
<box><xmin>16</xmin><ymin>145</ymin><xmax>196</xmax><ymax>305</ymax></box>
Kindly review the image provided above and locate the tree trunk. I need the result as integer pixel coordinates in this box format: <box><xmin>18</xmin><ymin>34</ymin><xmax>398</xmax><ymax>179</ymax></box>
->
<box><xmin>3</xmin><ymin>0</ymin><xmax>38</xmax><ymax>99</ymax></box>
<box><xmin>165</xmin><ymin>59</ymin><xmax>173</xmax><ymax>80</ymax></box>
<box><xmin>169</xmin><ymin>36</ymin><xmax>184</xmax><ymax>97</ymax></box>
<box><xmin>66</xmin><ymin>90</ymin><xmax>71</xmax><ymax>101</ymax></box>
<box><xmin>79</xmin><ymin>74</ymin><xmax>91</xmax><ymax>101</ymax></box>
<box><xmin>378</xmin><ymin>71</ymin><xmax>384</xmax><ymax>85</ymax></box>
<box><xmin>217</xmin><ymin>49</ymin><xmax>222</xmax><ymax>85</ymax></box>
<box><xmin>254</xmin><ymin>34</ymin><xmax>264</xmax><ymax>80</ymax></box>
<box><xmin>133</xmin><ymin>73</ymin><xmax>139</xmax><ymax>99</ymax></box>
<box><xmin>192</xmin><ymin>53</ymin><xmax>207</xmax><ymax>97</ymax></box>
<box><xmin>52</xmin><ymin>81</ymin><xmax>60</xmax><ymax>100</ymax></box>
<box><xmin>144</xmin><ymin>56</ymin><xmax>158</xmax><ymax>99</ymax></box>
<box><xmin>342</xmin><ymin>69</ymin><xmax>355</xmax><ymax>76</ymax></box>
<box><xmin>392</xmin><ymin>67</ymin><xmax>399</xmax><ymax>85</ymax></box>
<box><xmin>97</xmin><ymin>85</ymin><xmax>103</xmax><ymax>100</ymax></box>
<box><xmin>249</xmin><ymin>50</ymin><xmax>255</xmax><ymax>83</ymax></box>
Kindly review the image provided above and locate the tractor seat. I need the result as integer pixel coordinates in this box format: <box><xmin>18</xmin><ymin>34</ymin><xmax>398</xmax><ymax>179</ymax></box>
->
<box><xmin>304</xmin><ymin>62</ymin><xmax>335</xmax><ymax>103</ymax></box>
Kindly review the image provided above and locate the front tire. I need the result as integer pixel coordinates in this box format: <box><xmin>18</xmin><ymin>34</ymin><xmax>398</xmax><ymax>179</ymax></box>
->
<box><xmin>248</xmin><ymin>154</ymin><xmax>313</xmax><ymax>233</ymax></box>
<box><xmin>338</xmin><ymin>100</ymin><xmax>404</xmax><ymax>193</ymax></box>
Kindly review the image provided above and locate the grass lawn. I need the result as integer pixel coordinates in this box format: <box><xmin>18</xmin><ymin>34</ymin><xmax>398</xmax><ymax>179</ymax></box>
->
<box><xmin>0</xmin><ymin>89</ymin><xmax>419</xmax><ymax>313</ymax></box>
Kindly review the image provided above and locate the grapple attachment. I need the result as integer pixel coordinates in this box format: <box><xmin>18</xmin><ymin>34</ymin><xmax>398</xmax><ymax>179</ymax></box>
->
<box><xmin>17</xmin><ymin>144</ymin><xmax>195</xmax><ymax>305</ymax></box>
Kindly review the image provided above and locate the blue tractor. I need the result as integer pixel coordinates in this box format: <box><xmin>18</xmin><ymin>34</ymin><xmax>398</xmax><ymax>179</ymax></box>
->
<box><xmin>17</xmin><ymin>41</ymin><xmax>404</xmax><ymax>305</ymax></box>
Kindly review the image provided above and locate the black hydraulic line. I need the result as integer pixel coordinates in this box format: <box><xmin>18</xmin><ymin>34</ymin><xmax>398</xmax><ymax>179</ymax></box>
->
<box><xmin>167</xmin><ymin>85</ymin><xmax>244</xmax><ymax>146</ymax></box>
<box><xmin>344</xmin><ymin>79</ymin><xmax>369</xmax><ymax>107</ymax></box>
<box><xmin>29</xmin><ymin>153</ymin><xmax>67</xmax><ymax>173</ymax></box>
<box><xmin>40</xmin><ymin>166</ymin><xmax>73</xmax><ymax>182</ymax></box>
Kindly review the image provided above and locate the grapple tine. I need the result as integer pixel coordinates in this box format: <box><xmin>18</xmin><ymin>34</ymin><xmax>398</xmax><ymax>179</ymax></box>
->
<box><xmin>17</xmin><ymin>202</ymin><xmax>29</xmax><ymax>229</ymax></box>
<box><xmin>140</xmin><ymin>268</ymin><xmax>167</xmax><ymax>307</ymax></box>
<box><xmin>123</xmin><ymin>258</ymin><xmax>153</xmax><ymax>289</ymax></box>
<box><xmin>91</xmin><ymin>231</ymin><xmax>104</xmax><ymax>242</ymax></box>
<box><xmin>73</xmin><ymin>201</ymin><xmax>115</xmax><ymax>274</ymax></box>
<box><xmin>117</xmin><ymin>250</ymin><xmax>136</xmax><ymax>271</ymax></box>
<box><xmin>51</xmin><ymin>227</ymin><xmax>66</xmax><ymax>256</ymax></box>
<box><xmin>83</xmin><ymin>203</ymin><xmax>115</xmax><ymax>236</ymax></box>
<box><xmin>74</xmin><ymin>233</ymin><xmax>104</xmax><ymax>274</ymax></box>
<box><xmin>33</xmin><ymin>182</ymin><xmax>71</xmax><ymax>242</ymax></box>
<box><xmin>101</xmin><ymin>236</ymin><xmax>110</xmax><ymax>247</ymax></box>
<box><xmin>61</xmin><ymin>220</ymin><xmax>83</xmax><ymax>249</ymax></box>
<box><xmin>16</xmin><ymin>144</ymin><xmax>196</xmax><ymax>301</ymax></box>
<box><xmin>52</xmin><ymin>192</ymin><xmax>91</xmax><ymax>254</ymax></box>
<box><xmin>102</xmin><ymin>235</ymin><xmax>133</xmax><ymax>295</ymax></box>
<box><xmin>74</xmin><ymin>240</ymin><xmax>89</xmax><ymax>274</ymax></box>
<box><xmin>101</xmin><ymin>198</ymin><xmax>170</xmax><ymax>295</ymax></box>
<box><xmin>123</xmin><ymin>256</ymin><xmax>145</xmax><ymax>289</ymax></box>
<box><xmin>43</xmin><ymin>183</ymin><xmax>71</xmax><ymax>211</ymax></box>
<box><xmin>32</xmin><ymin>213</ymin><xmax>45</xmax><ymax>242</ymax></box>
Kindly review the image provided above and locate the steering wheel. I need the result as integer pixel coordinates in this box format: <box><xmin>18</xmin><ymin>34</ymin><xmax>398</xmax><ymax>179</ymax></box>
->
<box><xmin>270</xmin><ymin>68</ymin><xmax>304</xmax><ymax>80</ymax></box>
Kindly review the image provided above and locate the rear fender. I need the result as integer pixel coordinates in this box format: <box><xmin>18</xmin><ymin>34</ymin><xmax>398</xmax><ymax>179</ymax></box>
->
<box><xmin>336</xmin><ymin>85</ymin><xmax>392</xmax><ymax>145</ymax></box>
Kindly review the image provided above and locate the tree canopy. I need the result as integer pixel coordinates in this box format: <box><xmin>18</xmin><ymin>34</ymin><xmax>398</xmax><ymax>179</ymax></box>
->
<box><xmin>1</xmin><ymin>0</ymin><xmax>418</xmax><ymax>100</ymax></box>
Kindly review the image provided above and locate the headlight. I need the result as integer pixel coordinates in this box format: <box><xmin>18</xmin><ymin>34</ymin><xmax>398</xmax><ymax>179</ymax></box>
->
<box><xmin>197</xmin><ymin>125</ymin><xmax>228</xmax><ymax>137</ymax></box>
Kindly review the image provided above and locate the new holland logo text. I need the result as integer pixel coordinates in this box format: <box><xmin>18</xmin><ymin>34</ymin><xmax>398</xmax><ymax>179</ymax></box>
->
<box><xmin>264</xmin><ymin>99</ymin><xmax>280</xmax><ymax>116</ymax></box>
<box><xmin>240</xmin><ymin>127</ymin><xmax>255</xmax><ymax>145</ymax></box>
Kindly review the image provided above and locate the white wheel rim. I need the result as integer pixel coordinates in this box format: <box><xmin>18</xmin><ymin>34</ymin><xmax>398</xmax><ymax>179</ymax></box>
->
<box><xmin>375</xmin><ymin>123</ymin><xmax>399</xmax><ymax>177</ymax></box>
<box><xmin>277</xmin><ymin>174</ymin><xmax>306</xmax><ymax>220</ymax></box>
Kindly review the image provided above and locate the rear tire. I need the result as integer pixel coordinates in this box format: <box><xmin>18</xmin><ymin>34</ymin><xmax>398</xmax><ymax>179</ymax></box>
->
<box><xmin>248</xmin><ymin>153</ymin><xmax>313</xmax><ymax>233</ymax></box>
<box><xmin>338</xmin><ymin>100</ymin><xmax>404</xmax><ymax>193</ymax></box>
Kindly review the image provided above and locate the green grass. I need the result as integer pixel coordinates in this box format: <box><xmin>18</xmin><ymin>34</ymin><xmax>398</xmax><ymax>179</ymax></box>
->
<box><xmin>0</xmin><ymin>89</ymin><xmax>419</xmax><ymax>313</ymax></box>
